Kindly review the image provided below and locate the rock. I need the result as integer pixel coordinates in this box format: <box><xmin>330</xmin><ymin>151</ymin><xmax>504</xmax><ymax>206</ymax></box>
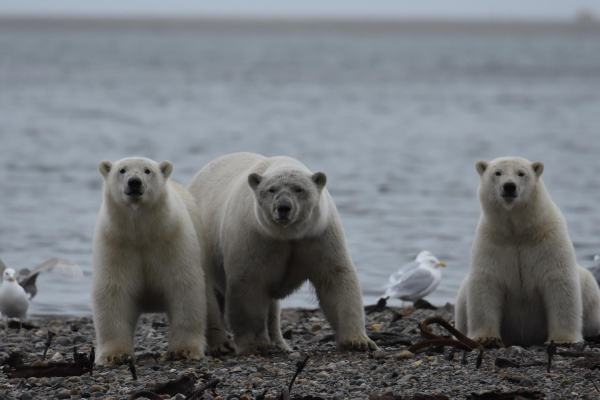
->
<box><xmin>88</xmin><ymin>385</ymin><xmax>104</xmax><ymax>393</ymax></box>
<box><xmin>54</xmin><ymin>336</ymin><xmax>71</xmax><ymax>346</ymax></box>
<box><xmin>19</xmin><ymin>394</ymin><xmax>32</xmax><ymax>400</ymax></box>
<box><xmin>289</xmin><ymin>352</ymin><xmax>303</xmax><ymax>360</ymax></box>
<box><xmin>371</xmin><ymin>324</ymin><xmax>382</xmax><ymax>331</ymax></box>
<box><xmin>506</xmin><ymin>346</ymin><xmax>527</xmax><ymax>356</ymax></box>
<box><xmin>395</xmin><ymin>351</ymin><xmax>412</xmax><ymax>360</ymax></box>
<box><xmin>372</xmin><ymin>350</ymin><xmax>386</xmax><ymax>360</ymax></box>
<box><xmin>32</xmin><ymin>360</ymin><xmax>44</xmax><ymax>367</ymax></box>
<box><xmin>311</xmin><ymin>324</ymin><xmax>322</xmax><ymax>332</ymax></box>
<box><xmin>56</xmin><ymin>392</ymin><xmax>71</xmax><ymax>399</ymax></box>
<box><xmin>317</xmin><ymin>371</ymin><xmax>330</xmax><ymax>379</ymax></box>
<box><xmin>9</xmin><ymin>378</ymin><xmax>21</xmax><ymax>385</ymax></box>
<box><xmin>72</xmin><ymin>335</ymin><xmax>87</xmax><ymax>344</ymax></box>
<box><xmin>519</xmin><ymin>378</ymin><xmax>535</xmax><ymax>387</ymax></box>
<box><xmin>51</xmin><ymin>352</ymin><xmax>63</xmax><ymax>361</ymax></box>
<box><xmin>399</xmin><ymin>375</ymin><xmax>414</xmax><ymax>383</ymax></box>
<box><xmin>173</xmin><ymin>395</ymin><xmax>186</xmax><ymax>400</ymax></box>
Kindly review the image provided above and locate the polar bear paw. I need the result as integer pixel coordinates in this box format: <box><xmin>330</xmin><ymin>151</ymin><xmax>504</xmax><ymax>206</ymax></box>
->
<box><xmin>546</xmin><ymin>336</ymin><xmax>583</xmax><ymax>347</ymax></box>
<box><xmin>272</xmin><ymin>339</ymin><xmax>292</xmax><ymax>354</ymax></box>
<box><xmin>207</xmin><ymin>340</ymin><xmax>236</xmax><ymax>356</ymax></box>
<box><xmin>168</xmin><ymin>347</ymin><xmax>205</xmax><ymax>361</ymax></box>
<box><xmin>96</xmin><ymin>352</ymin><xmax>135</xmax><ymax>366</ymax></box>
<box><xmin>474</xmin><ymin>336</ymin><xmax>504</xmax><ymax>349</ymax></box>
<box><xmin>337</xmin><ymin>335</ymin><xmax>378</xmax><ymax>352</ymax></box>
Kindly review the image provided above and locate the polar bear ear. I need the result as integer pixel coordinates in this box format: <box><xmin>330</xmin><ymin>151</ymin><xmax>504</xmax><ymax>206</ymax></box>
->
<box><xmin>475</xmin><ymin>161</ymin><xmax>488</xmax><ymax>176</ymax></box>
<box><xmin>532</xmin><ymin>161</ymin><xmax>544</xmax><ymax>177</ymax></box>
<box><xmin>248</xmin><ymin>173</ymin><xmax>262</xmax><ymax>191</ymax></box>
<box><xmin>99</xmin><ymin>160</ymin><xmax>112</xmax><ymax>178</ymax></box>
<box><xmin>312</xmin><ymin>172</ymin><xmax>327</xmax><ymax>190</ymax></box>
<box><xmin>159</xmin><ymin>161</ymin><xmax>173</xmax><ymax>179</ymax></box>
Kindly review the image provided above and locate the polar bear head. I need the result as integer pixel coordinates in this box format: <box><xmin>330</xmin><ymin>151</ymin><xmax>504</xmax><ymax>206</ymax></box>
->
<box><xmin>98</xmin><ymin>157</ymin><xmax>173</xmax><ymax>208</ymax></box>
<box><xmin>248</xmin><ymin>168</ymin><xmax>327</xmax><ymax>239</ymax></box>
<box><xmin>476</xmin><ymin>157</ymin><xmax>544</xmax><ymax>211</ymax></box>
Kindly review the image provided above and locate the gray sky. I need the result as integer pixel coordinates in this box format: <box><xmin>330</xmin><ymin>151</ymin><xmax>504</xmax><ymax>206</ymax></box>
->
<box><xmin>0</xmin><ymin>0</ymin><xmax>599</xmax><ymax>19</ymax></box>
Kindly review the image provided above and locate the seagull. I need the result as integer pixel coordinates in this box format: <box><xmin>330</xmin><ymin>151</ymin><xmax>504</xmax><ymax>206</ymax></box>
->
<box><xmin>589</xmin><ymin>255</ymin><xmax>600</xmax><ymax>286</ymax></box>
<box><xmin>0</xmin><ymin>258</ymin><xmax>83</xmax><ymax>300</ymax></box>
<box><xmin>0</xmin><ymin>268</ymin><xmax>30</xmax><ymax>329</ymax></box>
<box><xmin>383</xmin><ymin>252</ymin><xmax>446</xmax><ymax>302</ymax></box>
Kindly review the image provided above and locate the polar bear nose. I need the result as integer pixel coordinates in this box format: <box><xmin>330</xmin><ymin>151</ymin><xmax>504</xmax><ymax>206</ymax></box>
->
<box><xmin>128</xmin><ymin>177</ymin><xmax>142</xmax><ymax>190</ymax></box>
<box><xmin>503</xmin><ymin>182</ymin><xmax>517</xmax><ymax>194</ymax></box>
<box><xmin>277</xmin><ymin>205</ymin><xmax>292</xmax><ymax>216</ymax></box>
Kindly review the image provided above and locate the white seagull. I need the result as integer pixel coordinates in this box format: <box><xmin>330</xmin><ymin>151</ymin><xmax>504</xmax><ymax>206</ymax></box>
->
<box><xmin>0</xmin><ymin>268</ymin><xmax>30</xmax><ymax>329</ymax></box>
<box><xmin>589</xmin><ymin>255</ymin><xmax>600</xmax><ymax>286</ymax></box>
<box><xmin>383</xmin><ymin>251</ymin><xmax>446</xmax><ymax>302</ymax></box>
<box><xmin>0</xmin><ymin>258</ymin><xmax>83</xmax><ymax>300</ymax></box>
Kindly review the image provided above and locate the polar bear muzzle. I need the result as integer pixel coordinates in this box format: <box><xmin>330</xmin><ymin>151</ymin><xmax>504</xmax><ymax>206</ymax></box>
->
<box><xmin>125</xmin><ymin>176</ymin><xmax>145</xmax><ymax>198</ymax></box>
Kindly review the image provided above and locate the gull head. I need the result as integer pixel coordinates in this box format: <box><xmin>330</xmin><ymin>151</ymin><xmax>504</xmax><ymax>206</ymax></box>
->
<box><xmin>420</xmin><ymin>256</ymin><xmax>446</xmax><ymax>269</ymax></box>
<box><xmin>3</xmin><ymin>268</ymin><xmax>17</xmax><ymax>282</ymax></box>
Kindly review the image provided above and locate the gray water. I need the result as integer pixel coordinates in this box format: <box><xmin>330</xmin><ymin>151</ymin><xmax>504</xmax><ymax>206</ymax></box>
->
<box><xmin>1</xmin><ymin>19</ymin><xmax>600</xmax><ymax>317</ymax></box>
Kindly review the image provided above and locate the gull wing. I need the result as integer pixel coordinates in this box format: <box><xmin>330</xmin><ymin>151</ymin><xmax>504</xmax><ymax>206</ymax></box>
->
<box><xmin>385</xmin><ymin>268</ymin><xmax>435</xmax><ymax>300</ymax></box>
<box><xmin>18</xmin><ymin>258</ymin><xmax>83</xmax><ymax>300</ymax></box>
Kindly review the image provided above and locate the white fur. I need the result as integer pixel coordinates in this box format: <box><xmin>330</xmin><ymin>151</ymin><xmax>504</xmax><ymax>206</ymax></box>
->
<box><xmin>92</xmin><ymin>157</ymin><xmax>208</xmax><ymax>364</ymax></box>
<box><xmin>456</xmin><ymin>157</ymin><xmax>600</xmax><ymax>347</ymax></box>
<box><xmin>187</xmin><ymin>153</ymin><xmax>376</xmax><ymax>355</ymax></box>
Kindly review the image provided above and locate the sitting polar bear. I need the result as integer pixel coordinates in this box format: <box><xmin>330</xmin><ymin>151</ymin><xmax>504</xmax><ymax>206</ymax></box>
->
<box><xmin>92</xmin><ymin>157</ymin><xmax>228</xmax><ymax>364</ymax></box>
<box><xmin>456</xmin><ymin>157</ymin><xmax>600</xmax><ymax>347</ymax></box>
<box><xmin>188</xmin><ymin>153</ymin><xmax>376</xmax><ymax>355</ymax></box>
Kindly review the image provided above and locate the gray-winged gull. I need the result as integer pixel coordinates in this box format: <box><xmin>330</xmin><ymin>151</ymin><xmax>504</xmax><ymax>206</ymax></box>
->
<box><xmin>383</xmin><ymin>252</ymin><xmax>446</xmax><ymax>302</ymax></box>
<box><xmin>0</xmin><ymin>268</ymin><xmax>30</xmax><ymax>329</ymax></box>
<box><xmin>0</xmin><ymin>258</ymin><xmax>83</xmax><ymax>300</ymax></box>
<box><xmin>589</xmin><ymin>255</ymin><xmax>600</xmax><ymax>285</ymax></box>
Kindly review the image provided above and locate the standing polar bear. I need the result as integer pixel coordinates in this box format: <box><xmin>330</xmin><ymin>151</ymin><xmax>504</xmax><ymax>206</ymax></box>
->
<box><xmin>456</xmin><ymin>157</ymin><xmax>600</xmax><ymax>347</ymax></box>
<box><xmin>92</xmin><ymin>157</ymin><xmax>219</xmax><ymax>364</ymax></box>
<box><xmin>188</xmin><ymin>153</ymin><xmax>376</xmax><ymax>355</ymax></box>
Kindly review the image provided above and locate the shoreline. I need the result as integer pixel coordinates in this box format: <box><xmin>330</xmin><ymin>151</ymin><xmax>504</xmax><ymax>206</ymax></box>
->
<box><xmin>1</xmin><ymin>304</ymin><xmax>597</xmax><ymax>399</ymax></box>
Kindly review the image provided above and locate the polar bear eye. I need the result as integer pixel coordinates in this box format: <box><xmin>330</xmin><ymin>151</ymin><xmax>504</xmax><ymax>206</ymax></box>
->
<box><xmin>119</xmin><ymin>168</ymin><xmax>126</xmax><ymax>174</ymax></box>
<box><xmin>145</xmin><ymin>169</ymin><xmax>151</xmax><ymax>174</ymax></box>
<box><xmin>295</xmin><ymin>188</ymin><xmax>303</xmax><ymax>193</ymax></box>
<box><xmin>518</xmin><ymin>172</ymin><xmax>525</xmax><ymax>177</ymax></box>
<box><xmin>495</xmin><ymin>171</ymin><xmax>501</xmax><ymax>176</ymax></box>
<box><xmin>268</xmin><ymin>188</ymin><xmax>276</xmax><ymax>193</ymax></box>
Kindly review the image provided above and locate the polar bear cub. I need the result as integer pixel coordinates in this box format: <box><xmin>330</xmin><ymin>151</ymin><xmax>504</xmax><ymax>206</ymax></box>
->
<box><xmin>188</xmin><ymin>153</ymin><xmax>376</xmax><ymax>355</ymax></box>
<box><xmin>456</xmin><ymin>157</ymin><xmax>600</xmax><ymax>347</ymax></box>
<box><xmin>92</xmin><ymin>157</ymin><xmax>208</xmax><ymax>364</ymax></box>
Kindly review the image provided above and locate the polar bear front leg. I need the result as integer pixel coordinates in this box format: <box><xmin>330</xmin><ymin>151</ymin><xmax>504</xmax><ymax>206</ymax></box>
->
<box><xmin>92</xmin><ymin>284</ymin><xmax>139</xmax><ymax>365</ymax></box>
<box><xmin>308</xmin><ymin>242</ymin><xmax>376</xmax><ymax>352</ymax></box>
<box><xmin>205</xmin><ymin>280</ymin><xmax>235</xmax><ymax>355</ymax></box>
<box><xmin>542</xmin><ymin>270</ymin><xmax>583</xmax><ymax>345</ymax></box>
<box><xmin>466</xmin><ymin>274</ymin><xmax>505</xmax><ymax>348</ymax></box>
<box><xmin>268</xmin><ymin>300</ymin><xmax>291</xmax><ymax>353</ymax></box>
<box><xmin>166</xmin><ymin>278</ymin><xmax>208</xmax><ymax>360</ymax></box>
<box><xmin>226</xmin><ymin>277</ymin><xmax>271</xmax><ymax>356</ymax></box>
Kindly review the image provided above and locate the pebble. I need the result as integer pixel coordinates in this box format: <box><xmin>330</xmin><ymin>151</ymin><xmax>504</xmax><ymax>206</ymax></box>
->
<box><xmin>372</xmin><ymin>350</ymin><xmax>386</xmax><ymax>360</ymax></box>
<box><xmin>311</xmin><ymin>324</ymin><xmax>322</xmax><ymax>332</ymax></box>
<box><xmin>289</xmin><ymin>352</ymin><xmax>303</xmax><ymax>360</ymax></box>
<box><xmin>395</xmin><ymin>351</ymin><xmax>412</xmax><ymax>360</ymax></box>
<box><xmin>88</xmin><ymin>385</ymin><xmax>104</xmax><ymax>393</ymax></box>
<box><xmin>54</xmin><ymin>336</ymin><xmax>71</xmax><ymax>346</ymax></box>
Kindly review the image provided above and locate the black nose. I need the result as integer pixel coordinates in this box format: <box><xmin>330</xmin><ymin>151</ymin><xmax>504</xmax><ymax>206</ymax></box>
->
<box><xmin>503</xmin><ymin>182</ymin><xmax>517</xmax><ymax>193</ymax></box>
<box><xmin>128</xmin><ymin>177</ymin><xmax>142</xmax><ymax>190</ymax></box>
<box><xmin>277</xmin><ymin>205</ymin><xmax>291</xmax><ymax>215</ymax></box>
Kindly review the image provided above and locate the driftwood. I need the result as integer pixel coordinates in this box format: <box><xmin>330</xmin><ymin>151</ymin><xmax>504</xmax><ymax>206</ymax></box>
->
<box><xmin>408</xmin><ymin>317</ymin><xmax>482</xmax><ymax>353</ymax></box>
<box><xmin>4</xmin><ymin>353</ymin><xmax>93</xmax><ymax>379</ymax></box>
<box><xmin>466</xmin><ymin>391</ymin><xmax>545</xmax><ymax>399</ymax></box>
<box><xmin>128</xmin><ymin>376</ymin><xmax>219</xmax><ymax>400</ymax></box>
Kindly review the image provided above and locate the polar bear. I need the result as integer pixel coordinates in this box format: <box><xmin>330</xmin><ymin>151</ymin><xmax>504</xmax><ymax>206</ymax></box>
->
<box><xmin>187</xmin><ymin>153</ymin><xmax>376</xmax><ymax>355</ymax></box>
<box><xmin>92</xmin><ymin>157</ymin><xmax>221</xmax><ymax>364</ymax></box>
<box><xmin>455</xmin><ymin>157</ymin><xmax>600</xmax><ymax>347</ymax></box>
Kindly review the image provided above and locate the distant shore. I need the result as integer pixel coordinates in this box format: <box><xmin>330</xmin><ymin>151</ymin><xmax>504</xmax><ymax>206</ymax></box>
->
<box><xmin>1</xmin><ymin>305</ymin><xmax>598</xmax><ymax>399</ymax></box>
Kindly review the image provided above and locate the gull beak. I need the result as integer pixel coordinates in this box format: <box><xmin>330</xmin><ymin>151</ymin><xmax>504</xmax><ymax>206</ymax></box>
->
<box><xmin>438</xmin><ymin>262</ymin><xmax>446</xmax><ymax>267</ymax></box>
<box><xmin>9</xmin><ymin>277</ymin><xmax>16</xmax><ymax>281</ymax></box>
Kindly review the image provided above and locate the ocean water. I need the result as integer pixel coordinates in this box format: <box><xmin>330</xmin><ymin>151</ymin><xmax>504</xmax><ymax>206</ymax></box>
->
<box><xmin>0</xmin><ymin>19</ymin><xmax>599</xmax><ymax>317</ymax></box>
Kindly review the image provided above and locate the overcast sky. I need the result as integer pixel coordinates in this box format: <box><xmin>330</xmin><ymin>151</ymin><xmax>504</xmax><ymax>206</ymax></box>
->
<box><xmin>0</xmin><ymin>0</ymin><xmax>599</xmax><ymax>19</ymax></box>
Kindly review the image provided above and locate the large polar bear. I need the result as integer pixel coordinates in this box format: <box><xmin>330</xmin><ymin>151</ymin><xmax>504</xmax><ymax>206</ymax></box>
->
<box><xmin>92</xmin><ymin>157</ymin><xmax>225</xmax><ymax>364</ymax></box>
<box><xmin>456</xmin><ymin>157</ymin><xmax>600</xmax><ymax>347</ymax></box>
<box><xmin>188</xmin><ymin>153</ymin><xmax>376</xmax><ymax>355</ymax></box>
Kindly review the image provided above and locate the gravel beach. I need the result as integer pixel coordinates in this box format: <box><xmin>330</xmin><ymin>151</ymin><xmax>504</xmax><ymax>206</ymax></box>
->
<box><xmin>1</xmin><ymin>303</ymin><xmax>599</xmax><ymax>400</ymax></box>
